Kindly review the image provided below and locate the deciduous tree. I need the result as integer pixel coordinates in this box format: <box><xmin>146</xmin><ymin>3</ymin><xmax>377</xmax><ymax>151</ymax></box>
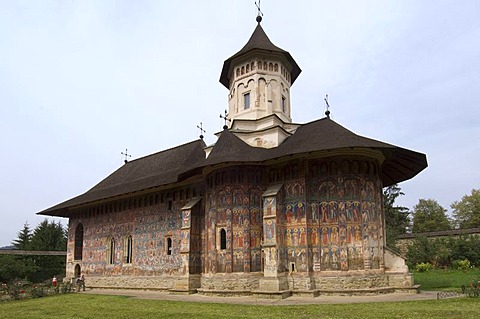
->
<box><xmin>451</xmin><ymin>189</ymin><xmax>480</xmax><ymax>229</ymax></box>
<box><xmin>384</xmin><ymin>184</ymin><xmax>410</xmax><ymax>248</ymax></box>
<box><xmin>412</xmin><ymin>199</ymin><xmax>451</xmax><ymax>233</ymax></box>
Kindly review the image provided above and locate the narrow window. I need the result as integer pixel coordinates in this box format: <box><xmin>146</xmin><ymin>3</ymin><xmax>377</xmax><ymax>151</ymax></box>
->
<box><xmin>220</xmin><ymin>229</ymin><xmax>227</xmax><ymax>250</ymax></box>
<box><xmin>244</xmin><ymin>92</ymin><xmax>250</xmax><ymax>110</ymax></box>
<box><xmin>108</xmin><ymin>238</ymin><xmax>115</xmax><ymax>264</ymax></box>
<box><xmin>74</xmin><ymin>223</ymin><xmax>84</xmax><ymax>260</ymax></box>
<box><xmin>274</xmin><ymin>63</ymin><xmax>278</xmax><ymax>72</ymax></box>
<box><xmin>282</xmin><ymin>96</ymin><xmax>286</xmax><ymax>112</ymax></box>
<box><xmin>167</xmin><ymin>237</ymin><xmax>172</xmax><ymax>255</ymax></box>
<box><xmin>168</xmin><ymin>200</ymin><xmax>173</xmax><ymax>210</ymax></box>
<box><xmin>258</xmin><ymin>61</ymin><xmax>262</xmax><ymax>70</ymax></box>
<box><xmin>246</xmin><ymin>64</ymin><xmax>250</xmax><ymax>72</ymax></box>
<box><xmin>124</xmin><ymin>235</ymin><xmax>133</xmax><ymax>264</ymax></box>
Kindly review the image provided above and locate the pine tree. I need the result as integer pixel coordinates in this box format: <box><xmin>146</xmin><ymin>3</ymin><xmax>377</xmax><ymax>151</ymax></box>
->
<box><xmin>11</xmin><ymin>222</ymin><xmax>32</xmax><ymax>250</ymax></box>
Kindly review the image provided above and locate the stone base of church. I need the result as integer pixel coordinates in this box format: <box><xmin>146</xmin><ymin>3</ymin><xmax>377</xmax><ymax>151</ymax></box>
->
<box><xmin>76</xmin><ymin>271</ymin><xmax>417</xmax><ymax>298</ymax></box>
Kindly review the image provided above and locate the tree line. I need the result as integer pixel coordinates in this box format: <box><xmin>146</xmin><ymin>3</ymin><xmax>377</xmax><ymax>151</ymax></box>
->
<box><xmin>0</xmin><ymin>219</ymin><xmax>67</xmax><ymax>284</ymax></box>
<box><xmin>385</xmin><ymin>186</ymin><xmax>480</xmax><ymax>268</ymax></box>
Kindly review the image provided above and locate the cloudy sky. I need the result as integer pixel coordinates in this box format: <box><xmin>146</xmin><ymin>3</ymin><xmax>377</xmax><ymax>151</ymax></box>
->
<box><xmin>1</xmin><ymin>0</ymin><xmax>479</xmax><ymax>247</ymax></box>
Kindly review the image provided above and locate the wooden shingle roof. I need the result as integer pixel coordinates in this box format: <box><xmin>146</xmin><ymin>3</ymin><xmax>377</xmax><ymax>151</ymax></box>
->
<box><xmin>219</xmin><ymin>23</ymin><xmax>301</xmax><ymax>88</ymax></box>
<box><xmin>38</xmin><ymin>118</ymin><xmax>427</xmax><ymax>217</ymax></box>
<box><xmin>39</xmin><ymin>140</ymin><xmax>206</xmax><ymax>217</ymax></box>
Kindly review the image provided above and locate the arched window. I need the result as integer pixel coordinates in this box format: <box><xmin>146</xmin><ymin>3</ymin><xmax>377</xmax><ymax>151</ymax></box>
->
<box><xmin>263</xmin><ymin>62</ymin><xmax>267</xmax><ymax>70</ymax></box>
<box><xmin>220</xmin><ymin>228</ymin><xmax>227</xmax><ymax>250</ymax></box>
<box><xmin>124</xmin><ymin>235</ymin><xmax>133</xmax><ymax>264</ymax></box>
<box><xmin>108</xmin><ymin>237</ymin><xmax>115</xmax><ymax>264</ymax></box>
<box><xmin>166</xmin><ymin>237</ymin><xmax>172</xmax><ymax>255</ymax></box>
<box><xmin>236</xmin><ymin>68</ymin><xmax>240</xmax><ymax>77</ymax></box>
<box><xmin>74</xmin><ymin>223</ymin><xmax>84</xmax><ymax>260</ymax></box>
<box><xmin>246</xmin><ymin>64</ymin><xmax>250</xmax><ymax>72</ymax></box>
<box><xmin>274</xmin><ymin>63</ymin><xmax>278</xmax><ymax>72</ymax></box>
<box><xmin>258</xmin><ymin>61</ymin><xmax>262</xmax><ymax>70</ymax></box>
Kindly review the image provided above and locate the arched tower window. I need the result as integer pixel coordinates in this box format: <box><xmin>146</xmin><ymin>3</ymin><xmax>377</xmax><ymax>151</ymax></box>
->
<box><xmin>74</xmin><ymin>223</ymin><xmax>84</xmax><ymax>261</ymax></box>
<box><xmin>220</xmin><ymin>228</ymin><xmax>227</xmax><ymax>250</ymax></box>
<box><xmin>124</xmin><ymin>235</ymin><xmax>133</xmax><ymax>264</ymax></box>
<box><xmin>108</xmin><ymin>237</ymin><xmax>115</xmax><ymax>264</ymax></box>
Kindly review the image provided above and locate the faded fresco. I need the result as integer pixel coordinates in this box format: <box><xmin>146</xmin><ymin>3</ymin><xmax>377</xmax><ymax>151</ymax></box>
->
<box><xmin>205</xmin><ymin>166</ymin><xmax>264</xmax><ymax>274</ymax></box>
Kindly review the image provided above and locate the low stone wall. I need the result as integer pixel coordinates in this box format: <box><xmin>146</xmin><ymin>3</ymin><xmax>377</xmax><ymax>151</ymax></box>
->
<box><xmin>200</xmin><ymin>273</ymin><xmax>262</xmax><ymax>291</ymax></box>
<box><xmin>86</xmin><ymin>275</ymin><xmax>176</xmax><ymax>290</ymax></box>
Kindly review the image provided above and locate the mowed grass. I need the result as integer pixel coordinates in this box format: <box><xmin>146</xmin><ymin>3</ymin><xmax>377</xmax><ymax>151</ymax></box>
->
<box><xmin>1</xmin><ymin>294</ymin><xmax>480</xmax><ymax>319</ymax></box>
<box><xmin>414</xmin><ymin>269</ymin><xmax>480</xmax><ymax>291</ymax></box>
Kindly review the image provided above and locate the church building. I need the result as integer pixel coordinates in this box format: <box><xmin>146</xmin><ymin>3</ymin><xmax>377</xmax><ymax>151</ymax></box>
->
<box><xmin>39</xmin><ymin>15</ymin><xmax>427</xmax><ymax>298</ymax></box>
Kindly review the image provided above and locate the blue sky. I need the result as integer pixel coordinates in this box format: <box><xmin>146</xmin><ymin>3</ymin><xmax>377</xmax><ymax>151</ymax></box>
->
<box><xmin>1</xmin><ymin>0</ymin><xmax>479</xmax><ymax>246</ymax></box>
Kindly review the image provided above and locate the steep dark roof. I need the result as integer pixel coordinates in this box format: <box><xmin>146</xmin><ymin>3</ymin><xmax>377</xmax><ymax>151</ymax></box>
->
<box><xmin>38</xmin><ymin>118</ymin><xmax>427</xmax><ymax>218</ymax></box>
<box><xmin>220</xmin><ymin>23</ymin><xmax>301</xmax><ymax>88</ymax></box>
<box><xmin>204</xmin><ymin>118</ymin><xmax>427</xmax><ymax>187</ymax></box>
<box><xmin>39</xmin><ymin>139</ymin><xmax>206</xmax><ymax>217</ymax></box>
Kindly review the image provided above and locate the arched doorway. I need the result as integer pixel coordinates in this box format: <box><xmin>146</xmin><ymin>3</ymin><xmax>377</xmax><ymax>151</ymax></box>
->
<box><xmin>74</xmin><ymin>264</ymin><xmax>81</xmax><ymax>278</ymax></box>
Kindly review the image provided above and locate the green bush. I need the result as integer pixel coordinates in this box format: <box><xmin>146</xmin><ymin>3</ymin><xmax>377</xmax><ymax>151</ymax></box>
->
<box><xmin>453</xmin><ymin>259</ymin><xmax>471</xmax><ymax>271</ymax></box>
<box><xmin>415</xmin><ymin>262</ymin><xmax>432</xmax><ymax>272</ymax></box>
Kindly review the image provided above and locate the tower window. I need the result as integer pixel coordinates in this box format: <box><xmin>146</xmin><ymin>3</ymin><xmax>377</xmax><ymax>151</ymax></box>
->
<box><xmin>282</xmin><ymin>96</ymin><xmax>286</xmax><ymax>112</ymax></box>
<box><xmin>244</xmin><ymin>93</ymin><xmax>250</xmax><ymax>110</ymax></box>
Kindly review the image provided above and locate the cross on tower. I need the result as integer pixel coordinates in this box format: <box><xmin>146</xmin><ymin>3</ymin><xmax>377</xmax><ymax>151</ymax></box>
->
<box><xmin>255</xmin><ymin>0</ymin><xmax>263</xmax><ymax>23</ymax></box>
<box><xmin>324</xmin><ymin>94</ymin><xmax>331</xmax><ymax>119</ymax></box>
<box><xmin>121</xmin><ymin>148</ymin><xmax>132</xmax><ymax>164</ymax></box>
<box><xmin>197</xmin><ymin>122</ymin><xmax>206</xmax><ymax>139</ymax></box>
<box><xmin>219</xmin><ymin>110</ymin><xmax>231</xmax><ymax>130</ymax></box>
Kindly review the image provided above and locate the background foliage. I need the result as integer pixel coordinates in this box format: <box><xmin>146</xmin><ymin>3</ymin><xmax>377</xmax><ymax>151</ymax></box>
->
<box><xmin>0</xmin><ymin>219</ymin><xmax>67</xmax><ymax>284</ymax></box>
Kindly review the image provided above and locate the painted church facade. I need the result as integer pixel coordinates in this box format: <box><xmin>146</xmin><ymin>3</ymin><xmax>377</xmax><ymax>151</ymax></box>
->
<box><xmin>40</xmin><ymin>17</ymin><xmax>427</xmax><ymax>297</ymax></box>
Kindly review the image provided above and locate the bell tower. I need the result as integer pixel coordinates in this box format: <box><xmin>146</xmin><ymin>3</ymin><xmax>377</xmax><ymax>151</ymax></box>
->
<box><xmin>219</xmin><ymin>15</ymin><xmax>302</xmax><ymax>148</ymax></box>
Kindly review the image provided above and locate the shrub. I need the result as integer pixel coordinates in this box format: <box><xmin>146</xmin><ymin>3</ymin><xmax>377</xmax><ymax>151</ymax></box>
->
<box><xmin>453</xmin><ymin>259</ymin><xmax>471</xmax><ymax>271</ymax></box>
<box><xmin>415</xmin><ymin>262</ymin><xmax>432</xmax><ymax>272</ymax></box>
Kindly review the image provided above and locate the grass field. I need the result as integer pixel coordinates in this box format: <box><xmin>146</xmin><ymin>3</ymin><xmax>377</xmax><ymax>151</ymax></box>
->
<box><xmin>1</xmin><ymin>293</ymin><xmax>480</xmax><ymax>319</ymax></box>
<box><xmin>413</xmin><ymin>269</ymin><xmax>480</xmax><ymax>291</ymax></box>
<box><xmin>1</xmin><ymin>269</ymin><xmax>479</xmax><ymax>319</ymax></box>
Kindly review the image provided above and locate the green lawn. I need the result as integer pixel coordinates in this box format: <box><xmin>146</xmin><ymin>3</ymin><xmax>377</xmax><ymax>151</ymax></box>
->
<box><xmin>413</xmin><ymin>269</ymin><xmax>480</xmax><ymax>291</ymax></box>
<box><xmin>1</xmin><ymin>294</ymin><xmax>479</xmax><ymax>319</ymax></box>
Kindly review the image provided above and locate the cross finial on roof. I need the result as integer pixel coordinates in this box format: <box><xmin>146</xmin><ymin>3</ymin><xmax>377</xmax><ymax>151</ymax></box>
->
<box><xmin>121</xmin><ymin>148</ymin><xmax>132</xmax><ymax>164</ymax></box>
<box><xmin>219</xmin><ymin>110</ymin><xmax>231</xmax><ymax>130</ymax></box>
<box><xmin>324</xmin><ymin>94</ymin><xmax>331</xmax><ymax>119</ymax></box>
<box><xmin>255</xmin><ymin>0</ymin><xmax>263</xmax><ymax>23</ymax></box>
<box><xmin>197</xmin><ymin>122</ymin><xmax>206</xmax><ymax>139</ymax></box>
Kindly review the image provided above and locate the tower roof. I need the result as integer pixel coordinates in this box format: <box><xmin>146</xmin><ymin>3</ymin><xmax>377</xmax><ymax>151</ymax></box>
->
<box><xmin>219</xmin><ymin>23</ymin><xmax>301</xmax><ymax>88</ymax></box>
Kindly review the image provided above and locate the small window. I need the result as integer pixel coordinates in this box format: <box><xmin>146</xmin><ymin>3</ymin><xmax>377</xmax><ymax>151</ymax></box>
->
<box><xmin>74</xmin><ymin>223</ymin><xmax>84</xmax><ymax>261</ymax></box>
<box><xmin>220</xmin><ymin>229</ymin><xmax>227</xmax><ymax>250</ymax></box>
<box><xmin>168</xmin><ymin>200</ymin><xmax>173</xmax><ymax>210</ymax></box>
<box><xmin>124</xmin><ymin>235</ymin><xmax>133</xmax><ymax>264</ymax></box>
<box><xmin>282</xmin><ymin>96</ymin><xmax>286</xmax><ymax>112</ymax></box>
<box><xmin>166</xmin><ymin>237</ymin><xmax>172</xmax><ymax>255</ymax></box>
<box><xmin>108</xmin><ymin>237</ymin><xmax>115</xmax><ymax>264</ymax></box>
<box><xmin>244</xmin><ymin>93</ymin><xmax>250</xmax><ymax>110</ymax></box>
